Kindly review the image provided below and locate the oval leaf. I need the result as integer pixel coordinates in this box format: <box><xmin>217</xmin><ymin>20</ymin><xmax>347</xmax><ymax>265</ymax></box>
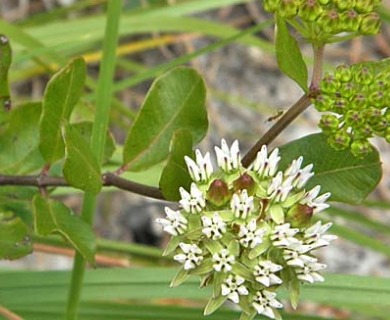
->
<box><xmin>123</xmin><ymin>67</ymin><xmax>207</xmax><ymax>171</ymax></box>
<box><xmin>275</xmin><ymin>16</ymin><xmax>308</xmax><ymax>92</ymax></box>
<box><xmin>159</xmin><ymin>129</ymin><xmax>194</xmax><ymax>201</ymax></box>
<box><xmin>32</xmin><ymin>194</ymin><xmax>96</xmax><ymax>264</ymax></box>
<box><xmin>278</xmin><ymin>133</ymin><xmax>382</xmax><ymax>203</ymax></box>
<box><xmin>0</xmin><ymin>211</ymin><xmax>32</xmax><ymax>260</ymax></box>
<box><xmin>0</xmin><ymin>102</ymin><xmax>44</xmax><ymax>174</ymax></box>
<box><xmin>63</xmin><ymin>124</ymin><xmax>102</xmax><ymax>194</ymax></box>
<box><xmin>39</xmin><ymin>57</ymin><xmax>86</xmax><ymax>163</ymax></box>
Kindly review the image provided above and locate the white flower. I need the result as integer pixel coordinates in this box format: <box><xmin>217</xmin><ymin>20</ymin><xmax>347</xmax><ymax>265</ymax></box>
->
<box><xmin>156</xmin><ymin>207</ymin><xmax>187</xmax><ymax>236</ymax></box>
<box><xmin>214</xmin><ymin>139</ymin><xmax>241</xmax><ymax>172</ymax></box>
<box><xmin>184</xmin><ymin>149</ymin><xmax>213</xmax><ymax>183</ymax></box>
<box><xmin>304</xmin><ymin>221</ymin><xmax>337</xmax><ymax>249</ymax></box>
<box><xmin>202</xmin><ymin>212</ymin><xmax>226</xmax><ymax>240</ymax></box>
<box><xmin>230</xmin><ymin>190</ymin><xmax>254</xmax><ymax>219</ymax></box>
<box><xmin>267</xmin><ymin>172</ymin><xmax>293</xmax><ymax>202</ymax></box>
<box><xmin>238</xmin><ymin>219</ymin><xmax>266</xmax><ymax>248</ymax></box>
<box><xmin>300</xmin><ymin>185</ymin><xmax>331</xmax><ymax>214</ymax></box>
<box><xmin>296</xmin><ymin>259</ymin><xmax>327</xmax><ymax>283</ymax></box>
<box><xmin>270</xmin><ymin>223</ymin><xmax>299</xmax><ymax>247</ymax></box>
<box><xmin>283</xmin><ymin>244</ymin><xmax>317</xmax><ymax>268</ymax></box>
<box><xmin>253</xmin><ymin>260</ymin><xmax>283</xmax><ymax>287</ymax></box>
<box><xmin>212</xmin><ymin>249</ymin><xmax>235</xmax><ymax>273</ymax></box>
<box><xmin>179</xmin><ymin>183</ymin><xmax>206</xmax><ymax>214</ymax></box>
<box><xmin>221</xmin><ymin>275</ymin><xmax>249</xmax><ymax>303</ymax></box>
<box><xmin>252</xmin><ymin>290</ymin><xmax>283</xmax><ymax>319</ymax></box>
<box><xmin>284</xmin><ymin>157</ymin><xmax>314</xmax><ymax>189</ymax></box>
<box><xmin>251</xmin><ymin>145</ymin><xmax>280</xmax><ymax>178</ymax></box>
<box><xmin>173</xmin><ymin>242</ymin><xmax>203</xmax><ymax>270</ymax></box>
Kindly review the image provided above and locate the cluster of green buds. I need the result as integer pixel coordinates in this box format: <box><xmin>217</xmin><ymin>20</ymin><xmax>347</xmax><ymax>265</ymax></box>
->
<box><xmin>313</xmin><ymin>59</ymin><xmax>390</xmax><ymax>157</ymax></box>
<box><xmin>157</xmin><ymin>140</ymin><xmax>336</xmax><ymax>320</ymax></box>
<box><xmin>263</xmin><ymin>0</ymin><xmax>382</xmax><ymax>39</ymax></box>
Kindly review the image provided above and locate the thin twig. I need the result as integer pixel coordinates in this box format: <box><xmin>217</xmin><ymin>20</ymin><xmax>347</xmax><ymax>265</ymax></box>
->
<box><xmin>0</xmin><ymin>306</ymin><xmax>23</xmax><ymax>320</ymax></box>
<box><xmin>0</xmin><ymin>173</ymin><xmax>166</xmax><ymax>201</ymax></box>
<box><xmin>241</xmin><ymin>94</ymin><xmax>312</xmax><ymax>167</ymax></box>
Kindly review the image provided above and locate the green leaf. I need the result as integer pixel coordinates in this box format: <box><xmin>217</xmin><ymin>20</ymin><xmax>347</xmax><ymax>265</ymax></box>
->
<box><xmin>39</xmin><ymin>57</ymin><xmax>86</xmax><ymax>163</ymax></box>
<box><xmin>204</xmin><ymin>295</ymin><xmax>227</xmax><ymax>315</ymax></box>
<box><xmin>0</xmin><ymin>34</ymin><xmax>12</xmax><ymax>126</ymax></box>
<box><xmin>270</xmin><ymin>204</ymin><xmax>285</xmax><ymax>224</ymax></box>
<box><xmin>159</xmin><ymin>129</ymin><xmax>194</xmax><ymax>201</ymax></box>
<box><xmin>275</xmin><ymin>16</ymin><xmax>308</xmax><ymax>92</ymax></box>
<box><xmin>123</xmin><ymin>67</ymin><xmax>207</xmax><ymax>171</ymax></box>
<box><xmin>0</xmin><ymin>102</ymin><xmax>44</xmax><ymax>174</ymax></box>
<box><xmin>32</xmin><ymin>194</ymin><xmax>96</xmax><ymax>264</ymax></box>
<box><xmin>278</xmin><ymin>133</ymin><xmax>382</xmax><ymax>203</ymax></box>
<box><xmin>71</xmin><ymin>121</ymin><xmax>115</xmax><ymax>163</ymax></box>
<box><xmin>170</xmin><ymin>267</ymin><xmax>190</xmax><ymax>287</ymax></box>
<box><xmin>62</xmin><ymin>124</ymin><xmax>102</xmax><ymax>194</ymax></box>
<box><xmin>0</xmin><ymin>211</ymin><xmax>32</xmax><ymax>260</ymax></box>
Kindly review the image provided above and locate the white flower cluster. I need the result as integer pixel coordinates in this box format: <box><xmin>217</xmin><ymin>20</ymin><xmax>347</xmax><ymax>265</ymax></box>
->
<box><xmin>157</xmin><ymin>139</ymin><xmax>336</xmax><ymax>320</ymax></box>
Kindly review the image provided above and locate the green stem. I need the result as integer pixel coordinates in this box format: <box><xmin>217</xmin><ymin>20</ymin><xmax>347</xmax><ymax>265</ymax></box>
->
<box><xmin>66</xmin><ymin>1</ymin><xmax>122</xmax><ymax>319</ymax></box>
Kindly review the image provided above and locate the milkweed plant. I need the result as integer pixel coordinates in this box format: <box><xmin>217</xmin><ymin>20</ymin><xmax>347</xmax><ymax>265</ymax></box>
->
<box><xmin>0</xmin><ymin>0</ymin><xmax>389</xmax><ymax>320</ymax></box>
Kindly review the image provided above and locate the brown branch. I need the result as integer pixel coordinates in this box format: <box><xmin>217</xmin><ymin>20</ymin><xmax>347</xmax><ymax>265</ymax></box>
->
<box><xmin>241</xmin><ymin>94</ymin><xmax>312</xmax><ymax>167</ymax></box>
<box><xmin>0</xmin><ymin>173</ymin><xmax>166</xmax><ymax>201</ymax></box>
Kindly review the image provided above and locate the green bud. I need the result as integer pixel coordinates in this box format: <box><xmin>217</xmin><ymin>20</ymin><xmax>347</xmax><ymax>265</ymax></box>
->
<box><xmin>334</xmin><ymin>0</ymin><xmax>355</xmax><ymax>12</ymax></box>
<box><xmin>207</xmin><ymin>179</ymin><xmax>231</xmax><ymax>207</ymax></box>
<box><xmin>279</xmin><ymin>0</ymin><xmax>299</xmax><ymax>18</ymax></box>
<box><xmin>354</xmin><ymin>66</ymin><xmax>374</xmax><ymax>85</ymax></box>
<box><xmin>328</xmin><ymin>129</ymin><xmax>351</xmax><ymax>150</ymax></box>
<box><xmin>313</xmin><ymin>94</ymin><xmax>332</xmax><ymax>112</ymax></box>
<box><xmin>351</xmin><ymin>139</ymin><xmax>372</xmax><ymax>157</ymax></box>
<box><xmin>319</xmin><ymin>114</ymin><xmax>340</xmax><ymax>133</ymax></box>
<box><xmin>233</xmin><ymin>173</ymin><xmax>256</xmax><ymax>195</ymax></box>
<box><xmin>365</xmin><ymin>107</ymin><xmax>382</xmax><ymax>125</ymax></box>
<box><xmin>359</xmin><ymin>12</ymin><xmax>381</xmax><ymax>35</ymax></box>
<box><xmin>320</xmin><ymin>74</ymin><xmax>340</xmax><ymax>94</ymax></box>
<box><xmin>369</xmin><ymin>91</ymin><xmax>385</xmax><ymax>107</ymax></box>
<box><xmin>351</xmin><ymin>93</ymin><xmax>368</xmax><ymax>108</ymax></box>
<box><xmin>354</xmin><ymin>124</ymin><xmax>373</xmax><ymax>140</ymax></box>
<box><xmin>339</xmin><ymin>82</ymin><xmax>356</xmax><ymax>99</ymax></box>
<box><xmin>263</xmin><ymin>0</ymin><xmax>280</xmax><ymax>12</ymax></box>
<box><xmin>318</xmin><ymin>9</ymin><xmax>342</xmax><ymax>34</ymax></box>
<box><xmin>340</xmin><ymin>9</ymin><xmax>361</xmax><ymax>32</ymax></box>
<box><xmin>371</xmin><ymin>118</ymin><xmax>388</xmax><ymax>132</ymax></box>
<box><xmin>286</xmin><ymin>204</ymin><xmax>313</xmax><ymax>228</ymax></box>
<box><xmin>332</xmin><ymin>98</ymin><xmax>348</xmax><ymax>114</ymax></box>
<box><xmin>318</xmin><ymin>0</ymin><xmax>330</xmax><ymax>4</ymax></box>
<box><xmin>354</xmin><ymin>0</ymin><xmax>379</xmax><ymax>13</ymax></box>
<box><xmin>345</xmin><ymin>110</ymin><xmax>364</xmax><ymax>126</ymax></box>
<box><xmin>299</xmin><ymin>0</ymin><xmax>323</xmax><ymax>22</ymax></box>
<box><xmin>334</xmin><ymin>65</ymin><xmax>353</xmax><ymax>82</ymax></box>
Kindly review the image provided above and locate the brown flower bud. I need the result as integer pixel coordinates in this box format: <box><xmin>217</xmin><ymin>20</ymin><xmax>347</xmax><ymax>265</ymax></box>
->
<box><xmin>206</xmin><ymin>179</ymin><xmax>230</xmax><ymax>207</ymax></box>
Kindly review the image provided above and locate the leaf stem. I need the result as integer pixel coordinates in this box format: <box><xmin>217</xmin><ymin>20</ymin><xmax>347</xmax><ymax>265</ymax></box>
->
<box><xmin>66</xmin><ymin>1</ymin><xmax>122</xmax><ymax>319</ymax></box>
<box><xmin>310</xmin><ymin>44</ymin><xmax>325</xmax><ymax>91</ymax></box>
<box><xmin>241</xmin><ymin>94</ymin><xmax>312</xmax><ymax>167</ymax></box>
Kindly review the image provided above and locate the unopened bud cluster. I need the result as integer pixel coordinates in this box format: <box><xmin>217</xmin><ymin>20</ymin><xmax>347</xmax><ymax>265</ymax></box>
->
<box><xmin>314</xmin><ymin>59</ymin><xmax>390</xmax><ymax>157</ymax></box>
<box><xmin>263</xmin><ymin>0</ymin><xmax>382</xmax><ymax>39</ymax></box>
<box><xmin>157</xmin><ymin>140</ymin><xmax>336</xmax><ymax>319</ymax></box>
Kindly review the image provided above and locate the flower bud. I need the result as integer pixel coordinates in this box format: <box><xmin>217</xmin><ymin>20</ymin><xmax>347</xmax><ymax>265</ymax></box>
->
<box><xmin>279</xmin><ymin>0</ymin><xmax>299</xmax><ymax>18</ymax></box>
<box><xmin>318</xmin><ymin>9</ymin><xmax>341</xmax><ymax>34</ymax></box>
<box><xmin>351</xmin><ymin>93</ymin><xmax>368</xmax><ymax>108</ymax></box>
<box><xmin>328</xmin><ymin>130</ymin><xmax>351</xmax><ymax>150</ymax></box>
<box><xmin>354</xmin><ymin>66</ymin><xmax>374</xmax><ymax>85</ymax></box>
<box><xmin>286</xmin><ymin>204</ymin><xmax>313</xmax><ymax>228</ymax></box>
<box><xmin>207</xmin><ymin>179</ymin><xmax>231</xmax><ymax>207</ymax></box>
<box><xmin>313</xmin><ymin>94</ymin><xmax>332</xmax><ymax>112</ymax></box>
<box><xmin>334</xmin><ymin>65</ymin><xmax>353</xmax><ymax>83</ymax></box>
<box><xmin>359</xmin><ymin>12</ymin><xmax>381</xmax><ymax>35</ymax></box>
<box><xmin>354</xmin><ymin>0</ymin><xmax>379</xmax><ymax>13</ymax></box>
<box><xmin>233</xmin><ymin>173</ymin><xmax>256</xmax><ymax>195</ymax></box>
<box><xmin>368</xmin><ymin>91</ymin><xmax>385</xmax><ymax>107</ymax></box>
<box><xmin>371</xmin><ymin>118</ymin><xmax>388</xmax><ymax>132</ymax></box>
<box><xmin>332</xmin><ymin>98</ymin><xmax>348</xmax><ymax>114</ymax></box>
<box><xmin>351</xmin><ymin>140</ymin><xmax>372</xmax><ymax>157</ymax></box>
<box><xmin>263</xmin><ymin>0</ymin><xmax>280</xmax><ymax>12</ymax></box>
<box><xmin>345</xmin><ymin>110</ymin><xmax>364</xmax><ymax>126</ymax></box>
<box><xmin>334</xmin><ymin>0</ymin><xmax>354</xmax><ymax>12</ymax></box>
<box><xmin>320</xmin><ymin>74</ymin><xmax>340</xmax><ymax>94</ymax></box>
<box><xmin>299</xmin><ymin>0</ymin><xmax>323</xmax><ymax>22</ymax></box>
<box><xmin>354</xmin><ymin>124</ymin><xmax>373</xmax><ymax>140</ymax></box>
<box><xmin>319</xmin><ymin>114</ymin><xmax>340</xmax><ymax>133</ymax></box>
